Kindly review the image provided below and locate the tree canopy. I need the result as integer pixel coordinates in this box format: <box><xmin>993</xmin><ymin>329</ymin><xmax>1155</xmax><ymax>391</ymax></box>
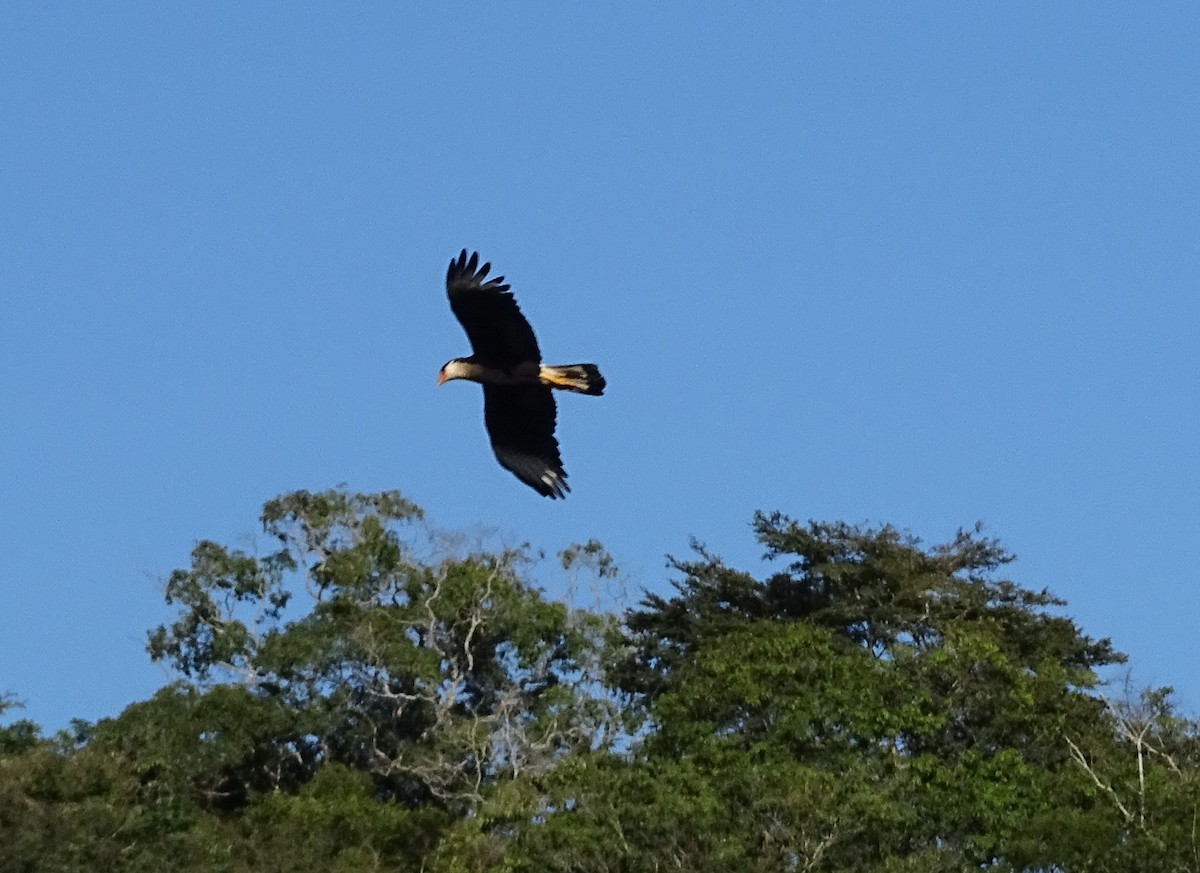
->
<box><xmin>2</xmin><ymin>489</ymin><xmax>1198</xmax><ymax>872</ymax></box>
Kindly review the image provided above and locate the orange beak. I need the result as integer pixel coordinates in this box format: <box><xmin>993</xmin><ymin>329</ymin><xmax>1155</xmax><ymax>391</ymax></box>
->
<box><xmin>436</xmin><ymin>369</ymin><xmax>448</xmax><ymax>386</ymax></box>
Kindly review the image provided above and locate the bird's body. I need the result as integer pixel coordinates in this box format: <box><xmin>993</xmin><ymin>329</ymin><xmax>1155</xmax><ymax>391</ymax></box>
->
<box><xmin>438</xmin><ymin>250</ymin><xmax>605</xmax><ymax>498</ymax></box>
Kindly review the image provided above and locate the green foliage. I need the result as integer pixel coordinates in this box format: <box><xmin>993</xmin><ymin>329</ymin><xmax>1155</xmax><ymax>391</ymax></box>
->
<box><xmin>5</xmin><ymin>492</ymin><xmax>1200</xmax><ymax>872</ymax></box>
<box><xmin>0</xmin><ymin>696</ymin><xmax>41</xmax><ymax>758</ymax></box>
<box><xmin>141</xmin><ymin>488</ymin><xmax>617</xmax><ymax>815</ymax></box>
<box><xmin>565</xmin><ymin>516</ymin><xmax>1131</xmax><ymax>870</ymax></box>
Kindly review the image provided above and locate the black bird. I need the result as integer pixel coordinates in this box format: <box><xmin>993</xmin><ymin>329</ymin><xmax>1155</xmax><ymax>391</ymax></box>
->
<box><xmin>438</xmin><ymin>250</ymin><xmax>605</xmax><ymax>498</ymax></box>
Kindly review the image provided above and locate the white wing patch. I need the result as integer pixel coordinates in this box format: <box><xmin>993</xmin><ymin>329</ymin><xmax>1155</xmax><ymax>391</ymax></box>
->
<box><xmin>493</xmin><ymin>446</ymin><xmax>570</xmax><ymax>499</ymax></box>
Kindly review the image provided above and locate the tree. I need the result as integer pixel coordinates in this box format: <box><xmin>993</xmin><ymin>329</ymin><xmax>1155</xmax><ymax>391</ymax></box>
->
<box><xmin>1062</xmin><ymin>683</ymin><xmax>1200</xmax><ymax>872</ymax></box>
<box><xmin>140</xmin><ymin>489</ymin><xmax>616</xmax><ymax>809</ymax></box>
<box><xmin>0</xmin><ymin>488</ymin><xmax>618</xmax><ymax>872</ymax></box>
<box><xmin>5</xmin><ymin>494</ymin><xmax>1200</xmax><ymax>872</ymax></box>
<box><xmin>516</xmin><ymin>515</ymin><xmax>1127</xmax><ymax>871</ymax></box>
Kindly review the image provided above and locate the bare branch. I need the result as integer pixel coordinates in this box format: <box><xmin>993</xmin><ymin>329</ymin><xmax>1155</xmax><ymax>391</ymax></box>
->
<box><xmin>1067</xmin><ymin>735</ymin><xmax>1134</xmax><ymax>824</ymax></box>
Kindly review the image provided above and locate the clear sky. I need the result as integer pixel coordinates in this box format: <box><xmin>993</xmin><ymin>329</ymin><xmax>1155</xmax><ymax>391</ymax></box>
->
<box><xmin>3</xmin><ymin>4</ymin><xmax>1199</xmax><ymax>731</ymax></box>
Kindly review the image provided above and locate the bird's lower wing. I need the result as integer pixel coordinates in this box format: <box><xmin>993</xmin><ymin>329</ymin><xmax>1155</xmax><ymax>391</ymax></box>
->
<box><xmin>482</xmin><ymin>385</ymin><xmax>569</xmax><ymax>498</ymax></box>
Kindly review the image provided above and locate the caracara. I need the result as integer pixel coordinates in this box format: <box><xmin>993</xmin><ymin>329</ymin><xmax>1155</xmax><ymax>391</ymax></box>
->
<box><xmin>438</xmin><ymin>249</ymin><xmax>606</xmax><ymax>498</ymax></box>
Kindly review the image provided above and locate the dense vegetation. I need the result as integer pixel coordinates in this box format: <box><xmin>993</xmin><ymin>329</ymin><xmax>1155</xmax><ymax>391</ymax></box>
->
<box><xmin>2</xmin><ymin>489</ymin><xmax>1198</xmax><ymax>871</ymax></box>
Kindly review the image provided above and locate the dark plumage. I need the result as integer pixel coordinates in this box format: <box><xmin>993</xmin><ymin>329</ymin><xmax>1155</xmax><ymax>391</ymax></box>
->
<box><xmin>438</xmin><ymin>250</ymin><xmax>605</xmax><ymax>498</ymax></box>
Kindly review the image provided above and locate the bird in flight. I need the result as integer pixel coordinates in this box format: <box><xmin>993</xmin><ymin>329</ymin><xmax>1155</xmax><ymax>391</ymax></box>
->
<box><xmin>438</xmin><ymin>249</ymin><xmax>606</xmax><ymax>498</ymax></box>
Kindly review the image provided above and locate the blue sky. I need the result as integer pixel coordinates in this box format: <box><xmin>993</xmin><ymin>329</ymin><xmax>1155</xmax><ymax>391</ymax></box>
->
<box><xmin>3</xmin><ymin>4</ymin><xmax>1198</xmax><ymax>731</ymax></box>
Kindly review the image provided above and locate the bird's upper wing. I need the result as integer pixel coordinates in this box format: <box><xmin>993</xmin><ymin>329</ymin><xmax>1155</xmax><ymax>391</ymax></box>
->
<box><xmin>482</xmin><ymin>384</ymin><xmax>569</xmax><ymax>498</ymax></box>
<box><xmin>446</xmin><ymin>249</ymin><xmax>542</xmax><ymax>367</ymax></box>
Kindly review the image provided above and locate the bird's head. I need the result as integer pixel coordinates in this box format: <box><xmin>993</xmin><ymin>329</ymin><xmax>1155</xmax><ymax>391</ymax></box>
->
<box><xmin>437</xmin><ymin>358</ymin><xmax>470</xmax><ymax>386</ymax></box>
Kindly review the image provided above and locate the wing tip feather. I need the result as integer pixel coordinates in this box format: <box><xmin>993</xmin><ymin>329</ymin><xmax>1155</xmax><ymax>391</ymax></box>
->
<box><xmin>447</xmin><ymin>248</ymin><xmax>513</xmax><ymax>295</ymax></box>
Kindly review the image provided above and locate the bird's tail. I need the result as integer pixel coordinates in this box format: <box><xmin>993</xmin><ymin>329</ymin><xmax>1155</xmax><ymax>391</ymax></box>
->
<box><xmin>539</xmin><ymin>363</ymin><xmax>606</xmax><ymax>396</ymax></box>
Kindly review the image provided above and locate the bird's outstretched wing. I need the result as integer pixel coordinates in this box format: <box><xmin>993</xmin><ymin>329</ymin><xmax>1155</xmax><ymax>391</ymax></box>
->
<box><xmin>482</xmin><ymin>384</ymin><xmax>569</xmax><ymax>498</ymax></box>
<box><xmin>446</xmin><ymin>249</ymin><xmax>541</xmax><ymax>368</ymax></box>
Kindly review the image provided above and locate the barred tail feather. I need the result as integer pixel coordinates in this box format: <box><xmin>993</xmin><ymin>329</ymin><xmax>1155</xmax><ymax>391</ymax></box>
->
<box><xmin>540</xmin><ymin>363</ymin><xmax>606</xmax><ymax>396</ymax></box>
